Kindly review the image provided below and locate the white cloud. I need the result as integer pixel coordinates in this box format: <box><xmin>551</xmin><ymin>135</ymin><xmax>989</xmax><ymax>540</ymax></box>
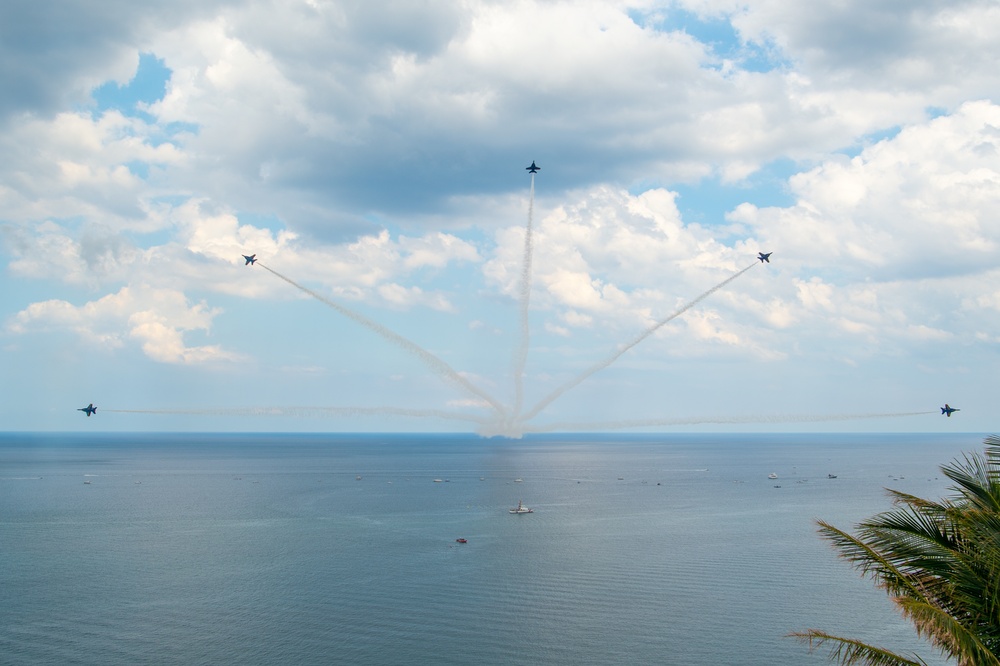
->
<box><xmin>486</xmin><ymin>185</ymin><xmax>739</xmax><ymax>327</ymax></box>
<box><xmin>398</xmin><ymin>232</ymin><xmax>480</xmax><ymax>270</ymax></box>
<box><xmin>4</xmin><ymin>0</ymin><xmax>1000</xmax><ymax>431</ymax></box>
<box><xmin>7</xmin><ymin>286</ymin><xmax>240</xmax><ymax>365</ymax></box>
<box><xmin>0</xmin><ymin>110</ymin><xmax>182</xmax><ymax>229</ymax></box>
<box><xmin>737</xmin><ymin>101</ymin><xmax>1000</xmax><ymax>280</ymax></box>
<box><xmin>377</xmin><ymin>283</ymin><xmax>456</xmax><ymax>312</ymax></box>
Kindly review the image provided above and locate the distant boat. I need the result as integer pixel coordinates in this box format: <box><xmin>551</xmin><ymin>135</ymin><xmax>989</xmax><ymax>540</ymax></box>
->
<box><xmin>768</xmin><ymin>473</ymin><xmax>778</xmax><ymax>479</ymax></box>
<box><xmin>433</xmin><ymin>479</ymin><xmax>443</xmax><ymax>483</ymax></box>
<box><xmin>356</xmin><ymin>475</ymin><xmax>362</xmax><ymax>480</ymax></box>
<box><xmin>455</xmin><ymin>538</ymin><xmax>468</xmax><ymax>544</ymax></box>
<box><xmin>827</xmin><ymin>474</ymin><xmax>838</xmax><ymax>479</ymax></box>
<box><xmin>83</xmin><ymin>480</ymin><xmax>91</xmax><ymax>485</ymax></box>
<box><xmin>509</xmin><ymin>500</ymin><xmax>533</xmax><ymax>515</ymax></box>
<box><xmin>514</xmin><ymin>478</ymin><xmax>523</xmax><ymax>483</ymax></box>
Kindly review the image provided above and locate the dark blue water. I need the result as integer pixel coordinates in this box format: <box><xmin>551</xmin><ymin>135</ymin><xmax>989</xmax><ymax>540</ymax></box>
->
<box><xmin>1</xmin><ymin>432</ymin><xmax>978</xmax><ymax>665</ymax></box>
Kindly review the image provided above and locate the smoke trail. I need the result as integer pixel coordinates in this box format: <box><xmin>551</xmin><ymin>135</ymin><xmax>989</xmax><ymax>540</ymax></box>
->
<box><xmin>105</xmin><ymin>406</ymin><xmax>492</xmax><ymax>424</ymax></box>
<box><xmin>520</xmin><ymin>411</ymin><xmax>938</xmax><ymax>433</ymax></box>
<box><xmin>511</xmin><ymin>173</ymin><xmax>535</xmax><ymax>420</ymax></box>
<box><xmin>519</xmin><ymin>261</ymin><xmax>758</xmax><ymax>425</ymax></box>
<box><xmin>257</xmin><ymin>263</ymin><xmax>507</xmax><ymax>416</ymax></box>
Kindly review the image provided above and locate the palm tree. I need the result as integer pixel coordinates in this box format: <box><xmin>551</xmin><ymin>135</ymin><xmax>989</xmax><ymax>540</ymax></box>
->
<box><xmin>792</xmin><ymin>435</ymin><xmax>1000</xmax><ymax>665</ymax></box>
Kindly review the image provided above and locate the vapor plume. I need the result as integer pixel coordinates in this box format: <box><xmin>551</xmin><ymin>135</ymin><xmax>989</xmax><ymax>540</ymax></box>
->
<box><xmin>511</xmin><ymin>173</ymin><xmax>535</xmax><ymax>421</ymax></box>
<box><xmin>106</xmin><ymin>406</ymin><xmax>492</xmax><ymax>424</ymax></box>
<box><xmin>258</xmin><ymin>263</ymin><xmax>507</xmax><ymax>416</ymax></box>
<box><xmin>519</xmin><ymin>262</ymin><xmax>758</xmax><ymax>425</ymax></box>
<box><xmin>519</xmin><ymin>411</ymin><xmax>938</xmax><ymax>433</ymax></box>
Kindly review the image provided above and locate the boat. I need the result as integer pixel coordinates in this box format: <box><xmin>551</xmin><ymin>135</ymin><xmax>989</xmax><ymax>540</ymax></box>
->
<box><xmin>455</xmin><ymin>538</ymin><xmax>468</xmax><ymax>544</ymax></box>
<box><xmin>514</xmin><ymin>478</ymin><xmax>523</xmax><ymax>483</ymax></box>
<box><xmin>433</xmin><ymin>479</ymin><xmax>443</xmax><ymax>483</ymax></box>
<box><xmin>827</xmin><ymin>474</ymin><xmax>838</xmax><ymax>479</ymax></box>
<box><xmin>509</xmin><ymin>500</ymin><xmax>533</xmax><ymax>514</ymax></box>
<box><xmin>768</xmin><ymin>472</ymin><xmax>778</xmax><ymax>479</ymax></box>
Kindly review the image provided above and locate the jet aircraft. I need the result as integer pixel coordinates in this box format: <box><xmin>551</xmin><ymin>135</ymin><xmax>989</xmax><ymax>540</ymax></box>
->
<box><xmin>526</xmin><ymin>161</ymin><xmax>540</xmax><ymax>174</ymax></box>
<box><xmin>78</xmin><ymin>403</ymin><xmax>97</xmax><ymax>417</ymax></box>
<box><xmin>243</xmin><ymin>254</ymin><xmax>257</xmax><ymax>265</ymax></box>
<box><xmin>941</xmin><ymin>404</ymin><xmax>960</xmax><ymax>417</ymax></box>
<box><xmin>758</xmin><ymin>252</ymin><xmax>772</xmax><ymax>263</ymax></box>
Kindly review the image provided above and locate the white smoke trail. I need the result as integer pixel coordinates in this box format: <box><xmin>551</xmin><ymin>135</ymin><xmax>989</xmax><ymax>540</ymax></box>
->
<box><xmin>520</xmin><ymin>411</ymin><xmax>938</xmax><ymax>433</ymax></box>
<box><xmin>519</xmin><ymin>261</ymin><xmax>758</xmax><ymax>425</ymax></box>
<box><xmin>511</xmin><ymin>173</ymin><xmax>535</xmax><ymax>420</ymax></box>
<box><xmin>257</xmin><ymin>263</ymin><xmax>507</xmax><ymax>416</ymax></box>
<box><xmin>105</xmin><ymin>406</ymin><xmax>493</xmax><ymax>424</ymax></box>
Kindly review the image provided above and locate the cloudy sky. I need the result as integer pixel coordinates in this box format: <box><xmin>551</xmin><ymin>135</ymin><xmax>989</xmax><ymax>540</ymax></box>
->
<box><xmin>3</xmin><ymin>0</ymin><xmax>999</xmax><ymax>435</ymax></box>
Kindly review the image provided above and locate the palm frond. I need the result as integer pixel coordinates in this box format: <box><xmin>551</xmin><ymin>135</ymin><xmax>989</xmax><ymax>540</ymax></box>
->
<box><xmin>884</xmin><ymin>489</ymin><xmax>949</xmax><ymax>516</ymax></box>
<box><xmin>941</xmin><ymin>452</ymin><xmax>1000</xmax><ymax>513</ymax></box>
<box><xmin>895</xmin><ymin>597</ymin><xmax>1000</xmax><ymax>666</ymax></box>
<box><xmin>790</xmin><ymin>630</ymin><xmax>928</xmax><ymax>666</ymax></box>
<box><xmin>817</xmin><ymin>520</ymin><xmax>935</xmax><ymax>602</ymax></box>
<box><xmin>797</xmin><ymin>436</ymin><xmax>1000</xmax><ymax>664</ymax></box>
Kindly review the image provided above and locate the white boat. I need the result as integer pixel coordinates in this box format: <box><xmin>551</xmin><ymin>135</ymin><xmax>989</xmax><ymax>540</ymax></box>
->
<box><xmin>509</xmin><ymin>500</ymin><xmax>533</xmax><ymax>514</ymax></box>
<box><xmin>768</xmin><ymin>472</ymin><xmax>778</xmax><ymax>479</ymax></box>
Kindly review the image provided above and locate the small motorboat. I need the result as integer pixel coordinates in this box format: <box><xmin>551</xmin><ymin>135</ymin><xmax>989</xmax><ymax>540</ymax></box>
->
<box><xmin>455</xmin><ymin>538</ymin><xmax>468</xmax><ymax>544</ymax></box>
<box><xmin>509</xmin><ymin>500</ymin><xmax>533</xmax><ymax>514</ymax></box>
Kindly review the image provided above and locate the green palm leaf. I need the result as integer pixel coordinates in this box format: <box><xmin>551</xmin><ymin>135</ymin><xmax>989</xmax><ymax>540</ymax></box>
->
<box><xmin>796</xmin><ymin>436</ymin><xmax>1000</xmax><ymax>664</ymax></box>
<box><xmin>895</xmin><ymin>597</ymin><xmax>1000</xmax><ymax>666</ymax></box>
<box><xmin>790</xmin><ymin>630</ymin><xmax>928</xmax><ymax>666</ymax></box>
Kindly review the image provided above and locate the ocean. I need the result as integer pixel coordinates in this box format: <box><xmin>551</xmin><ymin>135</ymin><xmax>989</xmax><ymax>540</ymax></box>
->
<box><xmin>0</xmin><ymin>432</ymin><xmax>981</xmax><ymax>665</ymax></box>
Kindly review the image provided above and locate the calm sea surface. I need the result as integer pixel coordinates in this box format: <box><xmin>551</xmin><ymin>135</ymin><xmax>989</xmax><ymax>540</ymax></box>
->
<box><xmin>0</xmin><ymin>432</ymin><xmax>983</xmax><ymax>665</ymax></box>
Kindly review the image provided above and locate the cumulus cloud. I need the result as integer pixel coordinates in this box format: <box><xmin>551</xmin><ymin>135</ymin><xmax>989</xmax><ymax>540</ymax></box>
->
<box><xmin>3</xmin><ymin>221</ymin><xmax>143</xmax><ymax>287</ymax></box>
<box><xmin>0</xmin><ymin>0</ymin><xmax>217</xmax><ymax>122</ymax></box>
<box><xmin>7</xmin><ymin>0</ymin><xmax>999</xmax><ymax>248</ymax></box>
<box><xmin>486</xmin><ymin>185</ymin><xmax>738</xmax><ymax>324</ymax></box>
<box><xmin>7</xmin><ymin>285</ymin><xmax>241</xmax><ymax>364</ymax></box>
<box><xmin>4</xmin><ymin>0</ymin><xmax>1000</xmax><ymax>429</ymax></box>
<box><xmin>377</xmin><ymin>283</ymin><xmax>456</xmax><ymax>312</ymax></box>
<box><xmin>0</xmin><ymin>110</ymin><xmax>183</xmax><ymax>228</ymax></box>
<box><xmin>734</xmin><ymin>100</ymin><xmax>1000</xmax><ymax>280</ymax></box>
<box><xmin>48</xmin><ymin>0</ymin><xmax>962</xmax><ymax>235</ymax></box>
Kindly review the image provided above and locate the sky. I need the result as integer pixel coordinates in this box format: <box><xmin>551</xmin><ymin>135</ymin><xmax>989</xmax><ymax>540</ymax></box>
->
<box><xmin>2</xmin><ymin>0</ymin><xmax>999</xmax><ymax>436</ymax></box>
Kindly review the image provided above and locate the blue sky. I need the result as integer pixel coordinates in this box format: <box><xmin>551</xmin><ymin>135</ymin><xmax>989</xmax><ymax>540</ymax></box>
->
<box><xmin>2</xmin><ymin>0</ymin><xmax>999</xmax><ymax>435</ymax></box>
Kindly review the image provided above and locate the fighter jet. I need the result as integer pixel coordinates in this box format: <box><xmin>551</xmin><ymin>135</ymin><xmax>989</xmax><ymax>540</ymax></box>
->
<box><xmin>78</xmin><ymin>403</ymin><xmax>97</xmax><ymax>417</ymax></box>
<box><xmin>526</xmin><ymin>161</ymin><xmax>540</xmax><ymax>174</ymax></box>
<box><xmin>941</xmin><ymin>404</ymin><xmax>960</xmax><ymax>417</ymax></box>
<box><xmin>243</xmin><ymin>254</ymin><xmax>257</xmax><ymax>265</ymax></box>
<box><xmin>758</xmin><ymin>252</ymin><xmax>772</xmax><ymax>263</ymax></box>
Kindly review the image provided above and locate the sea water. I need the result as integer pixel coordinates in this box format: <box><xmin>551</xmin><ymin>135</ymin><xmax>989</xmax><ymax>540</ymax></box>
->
<box><xmin>0</xmin><ymin>432</ymin><xmax>981</xmax><ymax>665</ymax></box>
